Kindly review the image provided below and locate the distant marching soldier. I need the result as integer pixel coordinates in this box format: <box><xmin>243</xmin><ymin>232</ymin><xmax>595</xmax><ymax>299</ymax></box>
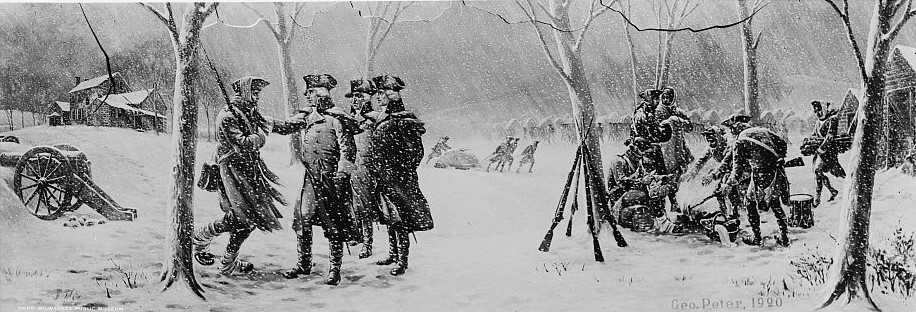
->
<box><xmin>499</xmin><ymin>137</ymin><xmax>520</xmax><ymax>172</ymax></box>
<box><xmin>516</xmin><ymin>140</ymin><xmax>539</xmax><ymax>173</ymax></box>
<box><xmin>725</xmin><ymin>126</ymin><xmax>792</xmax><ymax>247</ymax></box>
<box><xmin>485</xmin><ymin>137</ymin><xmax>512</xmax><ymax>172</ymax></box>
<box><xmin>282</xmin><ymin>74</ymin><xmax>361</xmax><ymax>285</ymax></box>
<box><xmin>192</xmin><ymin>76</ymin><xmax>307</xmax><ymax>274</ymax></box>
<box><xmin>346</xmin><ymin>78</ymin><xmax>382</xmax><ymax>259</ymax></box>
<box><xmin>426</xmin><ymin>136</ymin><xmax>452</xmax><ymax>164</ymax></box>
<box><xmin>368</xmin><ymin>75</ymin><xmax>434</xmax><ymax>276</ymax></box>
<box><xmin>809</xmin><ymin>101</ymin><xmax>846</xmax><ymax>207</ymax></box>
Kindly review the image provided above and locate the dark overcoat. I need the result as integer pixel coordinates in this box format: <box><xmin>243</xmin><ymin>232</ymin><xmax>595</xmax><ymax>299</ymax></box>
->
<box><xmin>369</xmin><ymin>111</ymin><xmax>434</xmax><ymax>232</ymax></box>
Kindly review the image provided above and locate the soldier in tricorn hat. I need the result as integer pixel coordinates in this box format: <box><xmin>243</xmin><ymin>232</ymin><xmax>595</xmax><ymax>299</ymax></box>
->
<box><xmin>366</xmin><ymin>75</ymin><xmax>434</xmax><ymax>276</ymax></box>
<box><xmin>346</xmin><ymin>78</ymin><xmax>382</xmax><ymax>259</ymax></box>
<box><xmin>282</xmin><ymin>74</ymin><xmax>361</xmax><ymax>285</ymax></box>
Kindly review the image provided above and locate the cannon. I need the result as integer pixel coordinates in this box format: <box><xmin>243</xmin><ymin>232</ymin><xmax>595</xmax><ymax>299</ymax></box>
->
<box><xmin>0</xmin><ymin>136</ymin><xmax>137</xmax><ymax>221</ymax></box>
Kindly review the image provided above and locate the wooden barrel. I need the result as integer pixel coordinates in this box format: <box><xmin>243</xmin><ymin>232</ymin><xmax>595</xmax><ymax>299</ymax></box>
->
<box><xmin>788</xmin><ymin>193</ymin><xmax>814</xmax><ymax>228</ymax></box>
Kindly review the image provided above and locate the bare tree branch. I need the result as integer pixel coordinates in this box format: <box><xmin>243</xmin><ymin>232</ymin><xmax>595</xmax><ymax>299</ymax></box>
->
<box><xmin>753</xmin><ymin>29</ymin><xmax>764</xmax><ymax>50</ymax></box>
<box><xmin>516</xmin><ymin>0</ymin><xmax>571</xmax><ymax>84</ymax></box>
<box><xmin>242</xmin><ymin>2</ymin><xmax>280</xmax><ymax>40</ymax></box>
<box><xmin>286</xmin><ymin>2</ymin><xmax>308</xmax><ymax>43</ymax></box>
<box><xmin>459</xmin><ymin>0</ymin><xmax>586</xmax><ymax>33</ymax></box>
<box><xmin>602</xmin><ymin>0</ymin><xmax>769</xmax><ymax>33</ymax></box>
<box><xmin>574</xmin><ymin>0</ymin><xmax>617</xmax><ymax>53</ymax></box>
<box><xmin>886</xmin><ymin>0</ymin><xmax>916</xmax><ymax>42</ymax></box>
<box><xmin>203</xmin><ymin>2</ymin><xmax>219</xmax><ymax>17</ymax></box>
<box><xmin>140</xmin><ymin>2</ymin><xmax>178</xmax><ymax>41</ymax></box>
<box><xmin>818</xmin><ymin>0</ymin><xmax>868</xmax><ymax>83</ymax></box>
<box><xmin>534</xmin><ymin>0</ymin><xmax>562</xmax><ymax>25</ymax></box>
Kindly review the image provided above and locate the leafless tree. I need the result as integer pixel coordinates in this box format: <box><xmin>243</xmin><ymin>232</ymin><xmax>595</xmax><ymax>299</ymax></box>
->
<box><xmin>351</xmin><ymin>1</ymin><xmax>417</xmax><ymax>77</ymax></box>
<box><xmin>736</xmin><ymin>0</ymin><xmax>767</xmax><ymax>120</ymax></box>
<box><xmin>817</xmin><ymin>0</ymin><xmax>916</xmax><ymax>311</ymax></box>
<box><xmin>140</xmin><ymin>1</ymin><xmax>219</xmax><ymax>300</ymax></box>
<box><xmin>235</xmin><ymin>2</ymin><xmax>309</xmax><ymax>164</ymax></box>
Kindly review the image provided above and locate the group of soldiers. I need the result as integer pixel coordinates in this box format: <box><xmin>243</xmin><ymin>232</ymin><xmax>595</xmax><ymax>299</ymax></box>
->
<box><xmin>484</xmin><ymin>137</ymin><xmax>540</xmax><ymax>173</ymax></box>
<box><xmin>605</xmin><ymin>87</ymin><xmax>847</xmax><ymax>247</ymax></box>
<box><xmin>191</xmin><ymin>74</ymin><xmax>433</xmax><ymax>285</ymax></box>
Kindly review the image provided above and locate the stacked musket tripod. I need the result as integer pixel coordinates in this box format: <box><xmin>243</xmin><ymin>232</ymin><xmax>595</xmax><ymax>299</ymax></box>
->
<box><xmin>538</xmin><ymin>141</ymin><xmax>628</xmax><ymax>262</ymax></box>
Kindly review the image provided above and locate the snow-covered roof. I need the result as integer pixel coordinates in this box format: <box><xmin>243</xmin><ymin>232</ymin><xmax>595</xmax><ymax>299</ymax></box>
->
<box><xmin>54</xmin><ymin>101</ymin><xmax>70</xmax><ymax>111</ymax></box>
<box><xmin>895</xmin><ymin>45</ymin><xmax>916</xmax><ymax>70</ymax></box>
<box><xmin>102</xmin><ymin>89</ymin><xmax>152</xmax><ymax>108</ymax></box>
<box><xmin>48</xmin><ymin>112</ymin><xmax>60</xmax><ymax>117</ymax></box>
<box><xmin>97</xmin><ymin>89</ymin><xmax>152</xmax><ymax>114</ymax></box>
<box><xmin>68</xmin><ymin>72</ymin><xmax>122</xmax><ymax>93</ymax></box>
<box><xmin>136</xmin><ymin>108</ymin><xmax>166</xmax><ymax>119</ymax></box>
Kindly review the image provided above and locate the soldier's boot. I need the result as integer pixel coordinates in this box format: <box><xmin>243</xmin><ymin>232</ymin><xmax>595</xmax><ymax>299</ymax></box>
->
<box><xmin>326</xmin><ymin>241</ymin><xmax>344</xmax><ymax>285</ymax></box>
<box><xmin>376</xmin><ymin>227</ymin><xmax>399</xmax><ymax>265</ymax></box>
<box><xmin>219</xmin><ymin>228</ymin><xmax>254</xmax><ymax>274</ymax></box>
<box><xmin>528</xmin><ymin>162</ymin><xmax>534</xmax><ymax>173</ymax></box>
<box><xmin>192</xmin><ymin>221</ymin><xmax>224</xmax><ymax>266</ymax></box>
<box><xmin>742</xmin><ymin>204</ymin><xmax>763</xmax><ymax>246</ymax></box>
<box><xmin>775</xmin><ymin>219</ymin><xmax>790</xmax><ymax>247</ymax></box>
<box><xmin>283</xmin><ymin>228</ymin><xmax>313</xmax><ymax>279</ymax></box>
<box><xmin>359</xmin><ymin>223</ymin><xmax>373</xmax><ymax>259</ymax></box>
<box><xmin>773</xmin><ymin>206</ymin><xmax>790</xmax><ymax>247</ymax></box>
<box><xmin>390</xmin><ymin>229</ymin><xmax>410</xmax><ymax>276</ymax></box>
<box><xmin>825</xmin><ymin>179</ymin><xmax>839</xmax><ymax>202</ymax></box>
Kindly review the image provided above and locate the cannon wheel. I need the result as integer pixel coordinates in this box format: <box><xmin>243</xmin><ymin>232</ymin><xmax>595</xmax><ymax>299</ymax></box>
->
<box><xmin>13</xmin><ymin>146</ymin><xmax>77</xmax><ymax>220</ymax></box>
<box><xmin>52</xmin><ymin>144</ymin><xmax>87</xmax><ymax>211</ymax></box>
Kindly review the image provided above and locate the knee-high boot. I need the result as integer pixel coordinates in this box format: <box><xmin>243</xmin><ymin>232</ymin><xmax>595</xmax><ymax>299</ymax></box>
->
<box><xmin>742</xmin><ymin>202</ymin><xmax>763</xmax><ymax>246</ymax></box>
<box><xmin>327</xmin><ymin>240</ymin><xmax>344</xmax><ymax>285</ymax></box>
<box><xmin>359</xmin><ymin>222</ymin><xmax>373</xmax><ymax>259</ymax></box>
<box><xmin>376</xmin><ymin>227</ymin><xmax>398</xmax><ymax>265</ymax></box>
<box><xmin>219</xmin><ymin>228</ymin><xmax>254</xmax><ymax>274</ymax></box>
<box><xmin>283</xmin><ymin>227</ymin><xmax>313</xmax><ymax>279</ymax></box>
<box><xmin>390</xmin><ymin>229</ymin><xmax>410</xmax><ymax>276</ymax></box>
<box><xmin>773</xmin><ymin>205</ymin><xmax>790</xmax><ymax>247</ymax></box>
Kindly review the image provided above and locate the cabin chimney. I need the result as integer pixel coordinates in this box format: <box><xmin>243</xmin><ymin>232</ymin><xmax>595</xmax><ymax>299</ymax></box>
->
<box><xmin>74</xmin><ymin>76</ymin><xmax>81</xmax><ymax>86</ymax></box>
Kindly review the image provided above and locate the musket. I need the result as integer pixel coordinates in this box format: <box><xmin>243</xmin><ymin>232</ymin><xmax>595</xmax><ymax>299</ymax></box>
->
<box><xmin>684</xmin><ymin>191</ymin><xmax>720</xmax><ymax>214</ymax></box>
<box><xmin>538</xmin><ymin>147</ymin><xmax>582</xmax><ymax>252</ymax></box>
<box><xmin>201</xmin><ymin>46</ymin><xmax>231</xmax><ymax>108</ymax></box>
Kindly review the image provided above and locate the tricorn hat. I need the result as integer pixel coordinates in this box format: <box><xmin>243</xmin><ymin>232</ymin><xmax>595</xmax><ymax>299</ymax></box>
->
<box><xmin>303</xmin><ymin>74</ymin><xmax>337</xmax><ymax>90</ymax></box>
<box><xmin>721</xmin><ymin>114</ymin><xmax>752</xmax><ymax>128</ymax></box>
<box><xmin>345</xmin><ymin>79</ymin><xmax>377</xmax><ymax>98</ymax></box>
<box><xmin>372</xmin><ymin>75</ymin><xmax>405</xmax><ymax>92</ymax></box>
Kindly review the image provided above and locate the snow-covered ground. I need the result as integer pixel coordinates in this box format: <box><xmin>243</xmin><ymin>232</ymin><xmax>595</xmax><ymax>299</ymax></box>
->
<box><xmin>0</xmin><ymin>126</ymin><xmax>913</xmax><ymax>312</ymax></box>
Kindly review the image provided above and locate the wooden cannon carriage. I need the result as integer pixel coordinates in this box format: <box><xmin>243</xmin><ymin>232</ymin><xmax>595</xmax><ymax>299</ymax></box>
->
<box><xmin>0</xmin><ymin>137</ymin><xmax>137</xmax><ymax>221</ymax></box>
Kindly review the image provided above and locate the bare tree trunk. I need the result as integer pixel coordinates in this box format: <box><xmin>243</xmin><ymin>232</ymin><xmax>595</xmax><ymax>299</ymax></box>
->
<box><xmin>623</xmin><ymin>4</ymin><xmax>639</xmax><ymax>107</ymax></box>
<box><xmin>657</xmin><ymin>33</ymin><xmax>676</xmax><ymax>88</ymax></box>
<box><xmin>204</xmin><ymin>106</ymin><xmax>212</xmax><ymax>141</ymax></box>
<box><xmin>158</xmin><ymin>3</ymin><xmax>215</xmax><ymax>300</ymax></box>
<box><xmin>20</xmin><ymin>110</ymin><xmax>24</xmax><ymax>129</ymax></box>
<box><xmin>549</xmin><ymin>0</ymin><xmax>606</xmax><ymax>207</ymax></box>
<box><xmin>820</xmin><ymin>3</ymin><xmax>897</xmax><ymax>310</ymax></box>
<box><xmin>277</xmin><ymin>39</ymin><xmax>303</xmax><ymax>164</ymax></box>
<box><xmin>737</xmin><ymin>0</ymin><xmax>760</xmax><ymax>120</ymax></box>
<box><xmin>5</xmin><ymin>109</ymin><xmax>12</xmax><ymax>131</ymax></box>
<box><xmin>31</xmin><ymin>112</ymin><xmax>37</xmax><ymax>126</ymax></box>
